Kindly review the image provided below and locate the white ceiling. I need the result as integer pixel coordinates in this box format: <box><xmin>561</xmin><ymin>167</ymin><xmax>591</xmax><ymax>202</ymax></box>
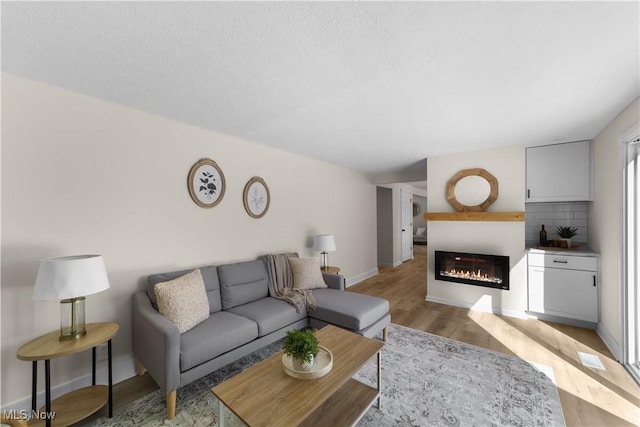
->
<box><xmin>2</xmin><ymin>2</ymin><xmax>639</xmax><ymax>180</ymax></box>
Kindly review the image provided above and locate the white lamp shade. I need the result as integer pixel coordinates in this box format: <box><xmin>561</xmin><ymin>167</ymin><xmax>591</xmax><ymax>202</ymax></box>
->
<box><xmin>33</xmin><ymin>255</ymin><xmax>110</xmax><ymax>301</ymax></box>
<box><xmin>313</xmin><ymin>234</ymin><xmax>336</xmax><ymax>252</ymax></box>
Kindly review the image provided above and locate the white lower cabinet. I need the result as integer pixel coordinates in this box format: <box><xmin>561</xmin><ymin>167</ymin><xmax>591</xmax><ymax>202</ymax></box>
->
<box><xmin>527</xmin><ymin>252</ymin><xmax>598</xmax><ymax>324</ymax></box>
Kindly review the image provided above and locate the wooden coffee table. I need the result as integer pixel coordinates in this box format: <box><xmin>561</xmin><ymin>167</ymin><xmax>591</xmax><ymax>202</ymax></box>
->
<box><xmin>211</xmin><ymin>325</ymin><xmax>384</xmax><ymax>427</ymax></box>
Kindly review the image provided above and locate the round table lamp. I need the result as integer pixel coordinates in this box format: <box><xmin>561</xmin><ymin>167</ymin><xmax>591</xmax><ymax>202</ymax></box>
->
<box><xmin>33</xmin><ymin>255</ymin><xmax>110</xmax><ymax>341</ymax></box>
<box><xmin>313</xmin><ymin>234</ymin><xmax>336</xmax><ymax>270</ymax></box>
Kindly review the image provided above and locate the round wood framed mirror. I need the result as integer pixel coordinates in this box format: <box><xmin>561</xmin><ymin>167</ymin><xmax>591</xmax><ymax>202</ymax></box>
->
<box><xmin>446</xmin><ymin>168</ymin><xmax>498</xmax><ymax>212</ymax></box>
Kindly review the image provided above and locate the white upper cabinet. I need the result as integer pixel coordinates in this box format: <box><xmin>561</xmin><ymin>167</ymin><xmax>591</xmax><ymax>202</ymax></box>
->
<box><xmin>526</xmin><ymin>140</ymin><xmax>592</xmax><ymax>202</ymax></box>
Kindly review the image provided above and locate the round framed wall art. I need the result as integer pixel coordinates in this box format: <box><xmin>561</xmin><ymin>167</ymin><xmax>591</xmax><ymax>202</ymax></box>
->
<box><xmin>243</xmin><ymin>176</ymin><xmax>270</xmax><ymax>218</ymax></box>
<box><xmin>187</xmin><ymin>158</ymin><xmax>226</xmax><ymax>208</ymax></box>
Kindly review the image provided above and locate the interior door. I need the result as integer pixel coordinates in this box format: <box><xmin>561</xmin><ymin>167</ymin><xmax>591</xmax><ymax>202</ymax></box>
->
<box><xmin>401</xmin><ymin>189</ymin><xmax>413</xmax><ymax>262</ymax></box>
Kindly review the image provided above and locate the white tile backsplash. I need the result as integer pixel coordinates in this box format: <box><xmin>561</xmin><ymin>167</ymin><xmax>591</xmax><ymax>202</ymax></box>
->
<box><xmin>525</xmin><ymin>202</ymin><xmax>589</xmax><ymax>244</ymax></box>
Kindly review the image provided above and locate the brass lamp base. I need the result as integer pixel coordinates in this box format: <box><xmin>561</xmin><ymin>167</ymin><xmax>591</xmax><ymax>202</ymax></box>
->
<box><xmin>60</xmin><ymin>296</ymin><xmax>86</xmax><ymax>341</ymax></box>
<box><xmin>320</xmin><ymin>251</ymin><xmax>329</xmax><ymax>270</ymax></box>
<box><xmin>59</xmin><ymin>329</ymin><xmax>87</xmax><ymax>341</ymax></box>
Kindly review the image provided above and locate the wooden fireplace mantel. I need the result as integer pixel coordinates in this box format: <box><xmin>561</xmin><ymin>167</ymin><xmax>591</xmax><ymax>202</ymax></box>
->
<box><xmin>423</xmin><ymin>211</ymin><xmax>524</xmax><ymax>222</ymax></box>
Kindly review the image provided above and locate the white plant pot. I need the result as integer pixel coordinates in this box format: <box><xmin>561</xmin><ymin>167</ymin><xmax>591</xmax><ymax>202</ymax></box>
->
<box><xmin>292</xmin><ymin>355</ymin><xmax>315</xmax><ymax>371</ymax></box>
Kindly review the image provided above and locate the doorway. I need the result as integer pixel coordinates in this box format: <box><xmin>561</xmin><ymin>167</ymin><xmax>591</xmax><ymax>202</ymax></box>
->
<box><xmin>375</xmin><ymin>183</ymin><xmax>427</xmax><ymax>267</ymax></box>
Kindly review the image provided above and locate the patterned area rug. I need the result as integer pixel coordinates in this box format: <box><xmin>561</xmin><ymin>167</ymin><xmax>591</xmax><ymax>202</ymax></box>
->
<box><xmin>89</xmin><ymin>324</ymin><xmax>565</xmax><ymax>427</ymax></box>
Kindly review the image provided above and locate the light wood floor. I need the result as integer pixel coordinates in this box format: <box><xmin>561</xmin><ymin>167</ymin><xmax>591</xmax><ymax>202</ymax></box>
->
<box><xmin>349</xmin><ymin>249</ymin><xmax>639</xmax><ymax>427</ymax></box>
<box><xmin>84</xmin><ymin>248</ymin><xmax>639</xmax><ymax>426</ymax></box>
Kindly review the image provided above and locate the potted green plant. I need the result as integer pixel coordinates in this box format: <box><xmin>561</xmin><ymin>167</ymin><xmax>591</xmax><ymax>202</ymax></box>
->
<box><xmin>283</xmin><ymin>329</ymin><xmax>319</xmax><ymax>371</ymax></box>
<box><xmin>556</xmin><ymin>226</ymin><xmax>578</xmax><ymax>248</ymax></box>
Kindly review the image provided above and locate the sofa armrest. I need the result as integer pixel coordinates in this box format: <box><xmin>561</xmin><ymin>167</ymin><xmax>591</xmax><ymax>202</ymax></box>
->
<box><xmin>132</xmin><ymin>291</ymin><xmax>181</xmax><ymax>393</ymax></box>
<box><xmin>322</xmin><ymin>272</ymin><xmax>345</xmax><ymax>291</ymax></box>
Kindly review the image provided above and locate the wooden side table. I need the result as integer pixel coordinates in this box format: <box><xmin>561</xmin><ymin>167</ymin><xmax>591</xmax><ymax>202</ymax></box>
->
<box><xmin>17</xmin><ymin>322</ymin><xmax>118</xmax><ymax>427</ymax></box>
<box><xmin>321</xmin><ymin>266</ymin><xmax>340</xmax><ymax>275</ymax></box>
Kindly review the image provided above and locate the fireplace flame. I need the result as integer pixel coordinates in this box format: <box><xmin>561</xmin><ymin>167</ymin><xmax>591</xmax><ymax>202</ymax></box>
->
<box><xmin>441</xmin><ymin>268</ymin><xmax>502</xmax><ymax>284</ymax></box>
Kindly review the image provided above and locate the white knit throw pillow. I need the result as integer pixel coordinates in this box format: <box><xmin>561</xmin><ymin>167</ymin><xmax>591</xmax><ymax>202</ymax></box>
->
<box><xmin>154</xmin><ymin>269</ymin><xmax>210</xmax><ymax>333</ymax></box>
<box><xmin>289</xmin><ymin>258</ymin><xmax>328</xmax><ymax>290</ymax></box>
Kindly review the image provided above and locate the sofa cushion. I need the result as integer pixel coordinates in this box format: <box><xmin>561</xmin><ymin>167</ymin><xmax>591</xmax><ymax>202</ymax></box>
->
<box><xmin>310</xmin><ymin>289</ymin><xmax>390</xmax><ymax>331</ymax></box>
<box><xmin>288</xmin><ymin>257</ymin><xmax>328</xmax><ymax>290</ymax></box>
<box><xmin>218</xmin><ymin>260</ymin><xmax>269</xmax><ymax>310</ymax></box>
<box><xmin>154</xmin><ymin>269</ymin><xmax>210</xmax><ymax>334</ymax></box>
<box><xmin>227</xmin><ymin>297</ymin><xmax>308</xmax><ymax>337</ymax></box>
<box><xmin>147</xmin><ymin>265</ymin><xmax>222</xmax><ymax>313</ymax></box>
<box><xmin>179</xmin><ymin>311</ymin><xmax>258</xmax><ymax>372</ymax></box>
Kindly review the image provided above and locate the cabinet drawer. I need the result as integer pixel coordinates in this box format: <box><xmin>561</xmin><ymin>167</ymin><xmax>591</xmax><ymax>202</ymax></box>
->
<box><xmin>528</xmin><ymin>253</ymin><xmax>597</xmax><ymax>271</ymax></box>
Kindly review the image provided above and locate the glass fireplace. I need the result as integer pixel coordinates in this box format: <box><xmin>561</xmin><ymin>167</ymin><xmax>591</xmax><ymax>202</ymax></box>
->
<box><xmin>434</xmin><ymin>250</ymin><xmax>510</xmax><ymax>290</ymax></box>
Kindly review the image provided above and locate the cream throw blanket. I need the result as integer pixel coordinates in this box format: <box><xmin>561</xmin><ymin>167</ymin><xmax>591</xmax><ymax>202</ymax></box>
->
<box><xmin>261</xmin><ymin>253</ymin><xmax>316</xmax><ymax>313</ymax></box>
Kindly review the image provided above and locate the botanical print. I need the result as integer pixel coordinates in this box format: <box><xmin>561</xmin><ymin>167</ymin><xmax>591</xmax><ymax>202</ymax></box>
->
<box><xmin>188</xmin><ymin>158</ymin><xmax>226</xmax><ymax>208</ymax></box>
<box><xmin>192</xmin><ymin>165</ymin><xmax>222</xmax><ymax>205</ymax></box>
<box><xmin>243</xmin><ymin>177</ymin><xmax>270</xmax><ymax>218</ymax></box>
<box><xmin>198</xmin><ymin>170</ymin><xmax>219</xmax><ymax>200</ymax></box>
<box><xmin>248</xmin><ymin>182</ymin><xmax>266</xmax><ymax>214</ymax></box>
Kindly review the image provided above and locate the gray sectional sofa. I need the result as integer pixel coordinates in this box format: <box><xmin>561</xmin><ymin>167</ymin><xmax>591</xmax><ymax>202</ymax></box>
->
<box><xmin>132</xmin><ymin>258</ymin><xmax>390</xmax><ymax>419</ymax></box>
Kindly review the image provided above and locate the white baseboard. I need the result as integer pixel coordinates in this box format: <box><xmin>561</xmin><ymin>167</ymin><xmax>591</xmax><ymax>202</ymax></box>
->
<box><xmin>425</xmin><ymin>295</ymin><xmax>527</xmax><ymax>319</ymax></box>
<box><xmin>346</xmin><ymin>268</ymin><xmax>378</xmax><ymax>288</ymax></box>
<box><xmin>525</xmin><ymin>311</ymin><xmax>597</xmax><ymax>329</ymax></box>
<box><xmin>596</xmin><ymin>323</ymin><xmax>621</xmax><ymax>362</ymax></box>
<box><xmin>4</xmin><ymin>354</ymin><xmax>138</xmax><ymax>413</ymax></box>
<box><xmin>377</xmin><ymin>261</ymin><xmax>403</xmax><ymax>268</ymax></box>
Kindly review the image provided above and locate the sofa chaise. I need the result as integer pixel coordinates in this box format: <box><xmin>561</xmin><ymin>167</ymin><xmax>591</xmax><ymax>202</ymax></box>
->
<box><xmin>132</xmin><ymin>257</ymin><xmax>390</xmax><ymax>419</ymax></box>
<box><xmin>413</xmin><ymin>227</ymin><xmax>427</xmax><ymax>245</ymax></box>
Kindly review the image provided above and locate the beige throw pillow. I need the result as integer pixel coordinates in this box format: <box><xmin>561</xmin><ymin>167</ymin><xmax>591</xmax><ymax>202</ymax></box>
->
<box><xmin>288</xmin><ymin>257</ymin><xmax>328</xmax><ymax>290</ymax></box>
<box><xmin>154</xmin><ymin>269</ymin><xmax>210</xmax><ymax>333</ymax></box>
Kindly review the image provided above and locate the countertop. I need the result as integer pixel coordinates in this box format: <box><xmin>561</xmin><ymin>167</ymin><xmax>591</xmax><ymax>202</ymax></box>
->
<box><xmin>525</xmin><ymin>244</ymin><xmax>600</xmax><ymax>257</ymax></box>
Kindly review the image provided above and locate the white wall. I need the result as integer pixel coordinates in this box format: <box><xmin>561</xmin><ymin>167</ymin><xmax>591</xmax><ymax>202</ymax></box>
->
<box><xmin>590</xmin><ymin>97</ymin><xmax>640</xmax><ymax>356</ymax></box>
<box><xmin>0</xmin><ymin>74</ymin><xmax>378</xmax><ymax>406</ymax></box>
<box><xmin>426</xmin><ymin>145</ymin><xmax>527</xmax><ymax>316</ymax></box>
